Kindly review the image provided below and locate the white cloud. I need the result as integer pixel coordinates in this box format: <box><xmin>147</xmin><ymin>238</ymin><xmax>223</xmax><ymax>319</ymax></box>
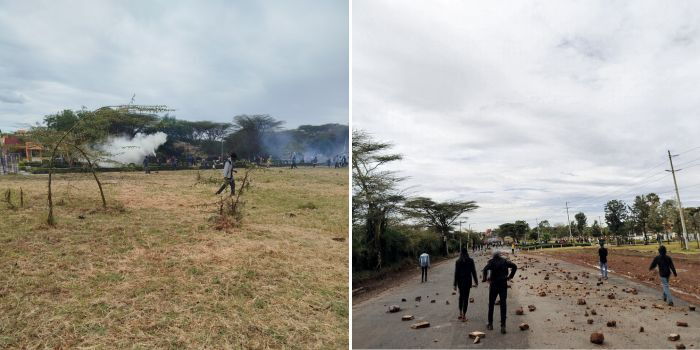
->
<box><xmin>353</xmin><ymin>0</ymin><xmax>700</xmax><ymax>231</ymax></box>
<box><xmin>0</xmin><ymin>0</ymin><xmax>348</xmax><ymax>130</ymax></box>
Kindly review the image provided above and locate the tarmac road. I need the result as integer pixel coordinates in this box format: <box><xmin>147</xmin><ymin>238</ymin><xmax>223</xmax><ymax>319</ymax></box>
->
<box><xmin>352</xmin><ymin>248</ymin><xmax>700</xmax><ymax>349</ymax></box>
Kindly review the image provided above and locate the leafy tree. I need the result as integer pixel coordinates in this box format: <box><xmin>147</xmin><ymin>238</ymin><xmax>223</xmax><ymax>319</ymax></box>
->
<box><xmin>574</xmin><ymin>212</ymin><xmax>587</xmax><ymax>237</ymax></box>
<box><xmin>352</xmin><ymin>130</ymin><xmax>405</xmax><ymax>269</ymax></box>
<box><xmin>403</xmin><ymin>197</ymin><xmax>479</xmax><ymax>255</ymax></box>
<box><xmin>494</xmin><ymin>220</ymin><xmax>529</xmax><ymax>243</ymax></box>
<box><xmin>226</xmin><ymin>114</ymin><xmax>284</xmax><ymax>159</ymax></box>
<box><xmin>630</xmin><ymin>194</ymin><xmax>652</xmax><ymax>242</ymax></box>
<box><xmin>661</xmin><ymin>199</ymin><xmax>678</xmax><ymax>238</ymax></box>
<box><xmin>605</xmin><ymin>199</ymin><xmax>629</xmax><ymax>242</ymax></box>
<box><xmin>591</xmin><ymin>220</ymin><xmax>602</xmax><ymax>239</ymax></box>
<box><xmin>646</xmin><ymin>193</ymin><xmax>664</xmax><ymax>236</ymax></box>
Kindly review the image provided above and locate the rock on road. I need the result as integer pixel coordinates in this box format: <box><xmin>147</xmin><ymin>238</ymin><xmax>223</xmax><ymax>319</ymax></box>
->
<box><xmin>352</xmin><ymin>248</ymin><xmax>700</xmax><ymax>349</ymax></box>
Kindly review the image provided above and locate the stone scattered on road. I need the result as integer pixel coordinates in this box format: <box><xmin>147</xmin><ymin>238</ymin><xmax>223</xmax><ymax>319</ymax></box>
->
<box><xmin>653</xmin><ymin>304</ymin><xmax>665</xmax><ymax>309</ymax></box>
<box><xmin>668</xmin><ymin>333</ymin><xmax>681</xmax><ymax>341</ymax></box>
<box><xmin>410</xmin><ymin>321</ymin><xmax>430</xmax><ymax>329</ymax></box>
<box><xmin>587</xmin><ymin>319</ymin><xmax>594</xmax><ymax>324</ymax></box>
<box><xmin>639</xmin><ymin>326</ymin><xmax>644</xmax><ymax>332</ymax></box>
<box><xmin>578</xmin><ymin>298</ymin><xmax>586</xmax><ymax>305</ymax></box>
<box><xmin>473</xmin><ymin>336</ymin><xmax>481</xmax><ymax>344</ymax></box>
<box><xmin>538</xmin><ymin>291</ymin><xmax>547</xmax><ymax>297</ymax></box>
<box><xmin>516</xmin><ymin>307</ymin><xmax>524</xmax><ymax>315</ymax></box>
<box><xmin>676</xmin><ymin>321</ymin><xmax>688</xmax><ymax>327</ymax></box>
<box><xmin>470</xmin><ymin>297</ymin><xmax>474</xmax><ymax>303</ymax></box>
<box><xmin>415</xmin><ymin>296</ymin><xmax>421</xmax><ymax>302</ymax></box>
<box><xmin>519</xmin><ymin>323</ymin><xmax>529</xmax><ymax>330</ymax></box>
<box><xmin>401</xmin><ymin>298</ymin><xmax>406</xmax><ymax>302</ymax></box>
<box><xmin>591</xmin><ymin>309</ymin><xmax>597</xmax><ymax>315</ymax></box>
<box><xmin>388</xmin><ymin>305</ymin><xmax>401</xmax><ymax>313</ymax></box>
<box><xmin>640</xmin><ymin>305</ymin><xmax>646</xmax><ymax>309</ymax></box>
<box><xmin>689</xmin><ymin>306</ymin><xmax>695</xmax><ymax>311</ymax></box>
<box><xmin>590</xmin><ymin>332</ymin><xmax>604</xmax><ymax>345</ymax></box>
<box><xmin>676</xmin><ymin>344</ymin><xmax>686</xmax><ymax>349</ymax></box>
<box><xmin>469</xmin><ymin>331</ymin><xmax>485</xmax><ymax>339</ymax></box>
<box><xmin>445</xmin><ymin>300</ymin><xmax>449</xmax><ymax>305</ymax></box>
<box><xmin>528</xmin><ymin>305</ymin><xmax>537</xmax><ymax>312</ymax></box>
<box><xmin>607</xmin><ymin>293</ymin><xmax>615</xmax><ymax>300</ymax></box>
<box><xmin>430</xmin><ymin>300</ymin><xmax>436</xmax><ymax>303</ymax></box>
<box><xmin>402</xmin><ymin>315</ymin><xmax>414</xmax><ymax>321</ymax></box>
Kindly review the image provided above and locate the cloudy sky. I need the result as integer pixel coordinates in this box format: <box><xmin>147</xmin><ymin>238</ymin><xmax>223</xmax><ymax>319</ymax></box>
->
<box><xmin>353</xmin><ymin>0</ymin><xmax>700</xmax><ymax>231</ymax></box>
<box><xmin>0</xmin><ymin>0</ymin><xmax>348</xmax><ymax>131</ymax></box>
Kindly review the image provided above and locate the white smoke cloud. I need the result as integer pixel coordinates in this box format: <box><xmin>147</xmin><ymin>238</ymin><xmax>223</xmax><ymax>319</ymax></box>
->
<box><xmin>99</xmin><ymin>132</ymin><xmax>167</xmax><ymax>167</ymax></box>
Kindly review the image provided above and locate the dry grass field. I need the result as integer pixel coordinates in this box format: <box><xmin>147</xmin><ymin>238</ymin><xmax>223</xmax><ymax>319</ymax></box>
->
<box><xmin>0</xmin><ymin>167</ymin><xmax>348</xmax><ymax>349</ymax></box>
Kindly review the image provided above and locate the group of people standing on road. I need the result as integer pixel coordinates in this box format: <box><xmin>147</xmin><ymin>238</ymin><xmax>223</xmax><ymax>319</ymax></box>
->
<box><xmin>598</xmin><ymin>242</ymin><xmax>678</xmax><ymax>306</ymax></box>
<box><xmin>419</xmin><ymin>248</ymin><xmax>518</xmax><ymax>334</ymax></box>
<box><xmin>417</xmin><ymin>241</ymin><xmax>680</xmax><ymax>335</ymax></box>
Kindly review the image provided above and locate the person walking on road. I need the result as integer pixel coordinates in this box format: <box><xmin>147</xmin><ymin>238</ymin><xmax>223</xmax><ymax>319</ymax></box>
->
<box><xmin>454</xmin><ymin>248</ymin><xmax>478</xmax><ymax>321</ymax></box>
<box><xmin>598</xmin><ymin>242</ymin><xmax>608</xmax><ymax>280</ymax></box>
<box><xmin>215</xmin><ymin>152</ymin><xmax>238</xmax><ymax>196</ymax></box>
<box><xmin>419</xmin><ymin>252</ymin><xmax>430</xmax><ymax>283</ymax></box>
<box><xmin>649</xmin><ymin>245</ymin><xmax>678</xmax><ymax>306</ymax></box>
<box><xmin>482</xmin><ymin>251</ymin><xmax>518</xmax><ymax>334</ymax></box>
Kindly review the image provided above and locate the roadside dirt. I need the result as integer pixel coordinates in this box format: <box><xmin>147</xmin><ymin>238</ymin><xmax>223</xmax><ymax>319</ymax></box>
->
<box><xmin>532</xmin><ymin>248</ymin><xmax>700</xmax><ymax>304</ymax></box>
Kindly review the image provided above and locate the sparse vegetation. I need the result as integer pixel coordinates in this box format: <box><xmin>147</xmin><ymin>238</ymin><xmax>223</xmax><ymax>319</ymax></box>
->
<box><xmin>0</xmin><ymin>168</ymin><xmax>348</xmax><ymax>349</ymax></box>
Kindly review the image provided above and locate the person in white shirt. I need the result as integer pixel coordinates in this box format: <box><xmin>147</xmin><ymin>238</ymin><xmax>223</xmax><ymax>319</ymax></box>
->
<box><xmin>215</xmin><ymin>152</ymin><xmax>238</xmax><ymax>196</ymax></box>
<box><xmin>419</xmin><ymin>252</ymin><xmax>430</xmax><ymax>283</ymax></box>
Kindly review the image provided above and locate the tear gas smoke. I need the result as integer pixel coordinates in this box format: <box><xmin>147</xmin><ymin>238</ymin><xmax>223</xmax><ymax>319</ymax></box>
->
<box><xmin>99</xmin><ymin>132</ymin><xmax>167</xmax><ymax>167</ymax></box>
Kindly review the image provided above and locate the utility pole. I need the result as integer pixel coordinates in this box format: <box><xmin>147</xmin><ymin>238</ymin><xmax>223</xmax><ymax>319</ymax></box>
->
<box><xmin>667</xmin><ymin>150</ymin><xmax>690</xmax><ymax>250</ymax></box>
<box><xmin>566</xmin><ymin>201</ymin><xmax>573</xmax><ymax>241</ymax></box>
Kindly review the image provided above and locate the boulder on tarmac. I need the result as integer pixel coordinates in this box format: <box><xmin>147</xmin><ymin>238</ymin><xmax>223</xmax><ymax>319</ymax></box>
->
<box><xmin>411</xmin><ymin>321</ymin><xmax>430</xmax><ymax>329</ymax></box>
<box><xmin>590</xmin><ymin>332</ymin><xmax>604</xmax><ymax>345</ymax></box>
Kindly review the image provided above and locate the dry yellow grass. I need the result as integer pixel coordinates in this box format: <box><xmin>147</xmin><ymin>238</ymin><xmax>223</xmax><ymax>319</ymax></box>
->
<box><xmin>0</xmin><ymin>167</ymin><xmax>348</xmax><ymax>349</ymax></box>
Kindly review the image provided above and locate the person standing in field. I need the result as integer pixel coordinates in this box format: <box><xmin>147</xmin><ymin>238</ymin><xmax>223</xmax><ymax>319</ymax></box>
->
<box><xmin>215</xmin><ymin>152</ymin><xmax>238</xmax><ymax>196</ymax></box>
<box><xmin>482</xmin><ymin>251</ymin><xmax>517</xmax><ymax>334</ymax></box>
<box><xmin>454</xmin><ymin>247</ymin><xmax>478</xmax><ymax>321</ymax></box>
<box><xmin>598</xmin><ymin>242</ymin><xmax>608</xmax><ymax>280</ymax></box>
<box><xmin>649</xmin><ymin>245</ymin><xmax>678</xmax><ymax>306</ymax></box>
<box><xmin>419</xmin><ymin>252</ymin><xmax>430</xmax><ymax>283</ymax></box>
<box><xmin>142</xmin><ymin>156</ymin><xmax>150</xmax><ymax>174</ymax></box>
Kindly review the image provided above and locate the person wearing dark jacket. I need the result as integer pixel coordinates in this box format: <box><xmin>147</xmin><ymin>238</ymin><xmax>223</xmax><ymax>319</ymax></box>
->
<box><xmin>453</xmin><ymin>248</ymin><xmax>478</xmax><ymax>321</ymax></box>
<box><xmin>649</xmin><ymin>245</ymin><xmax>678</xmax><ymax>306</ymax></box>
<box><xmin>482</xmin><ymin>251</ymin><xmax>517</xmax><ymax>334</ymax></box>
<box><xmin>598</xmin><ymin>242</ymin><xmax>608</xmax><ymax>279</ymax></box>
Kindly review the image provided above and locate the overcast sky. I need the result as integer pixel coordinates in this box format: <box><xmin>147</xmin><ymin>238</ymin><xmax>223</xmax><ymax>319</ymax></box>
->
<box><xmin>0</xmin><ymin>0</ymin><xmax>348</xmax><ymax>131</ymax></box>
<box><xmin>353</xmin><ymin>0</ymin><xmax>700</xmax><ymax>231</ymax></box>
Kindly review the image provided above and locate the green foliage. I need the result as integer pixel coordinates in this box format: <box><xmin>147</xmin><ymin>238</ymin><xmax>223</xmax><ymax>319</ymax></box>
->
<box><xmin>574</xmin><ymin>212</ymin><xmax>587</xmax><ymax>236</ymax></box>
<box><xmin>605</xmin><ymin>199</ymin><xmax>629</xmax><ymax>236</ymax></box>
<box><xmin>494</xmin><ymin>220</ymin><xmax>529</xmax><ymax>242</ymax></box>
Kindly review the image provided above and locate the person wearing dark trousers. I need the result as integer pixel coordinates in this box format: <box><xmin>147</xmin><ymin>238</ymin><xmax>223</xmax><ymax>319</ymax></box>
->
<box><xmin>454</xmin><ymin>248</ymin><xmax>478</xmax><ymax>321</ymax></box>
<box><xmin>649</xmin><ymin>245</ymin><xmax>678</xmax><ymax>306</ymax></box>
<box><xmin>598</xmin><ymin>242</ymin><xmax>608</xmax><ymax>279</ymax></box>
<box><xmin>215</xmin><ymin>152</ymin><xmax>238</xmax><ymax>196</ymax></box>
<box><xmin>482</xmin><ymin>251</ymin><xmax>517</xmax><ymax>334</ymax></box>
<box><xmin>419</xmin><ymin>252</ymin><xmax>430</xmax><ymax>282</ymax></box>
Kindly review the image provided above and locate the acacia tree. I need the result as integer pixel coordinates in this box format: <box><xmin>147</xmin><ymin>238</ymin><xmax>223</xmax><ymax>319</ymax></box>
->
<box><xmin>38</xmin><ymin>104</ymin><xmax>171</xmax><ymax>225</ymax></box>
<box><xmin>403</xmin><ymin>197</ymin><xmax>478</xmax><ymax>256</ymax></box>
<box><xmin>352</xmin><ymin>130</ymin><xmax>405</xmax><ymax>270</ymax></box>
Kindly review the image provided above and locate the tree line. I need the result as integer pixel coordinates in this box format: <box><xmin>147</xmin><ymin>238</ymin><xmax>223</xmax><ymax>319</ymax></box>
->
<box><xmin>352</xmin><ymin>130</ymin><xmax>479</xmax><ymax>272</ymax></box>
<box><xmin>492</xmin><ymin>194</ymin><xmax>700</xmax><ymax>246</ymax></box>
<box><xmin>27</xmin><ymin>107</ymin><xmax>348</xmax><ymax>164</ymax></box>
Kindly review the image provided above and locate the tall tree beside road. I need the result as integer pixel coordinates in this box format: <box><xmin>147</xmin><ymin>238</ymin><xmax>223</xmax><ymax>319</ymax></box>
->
<box><xmin>352</xmin><ymin>130</ymin><xmax>405</xmax><ymax>270</ymax></box>
<box><xmin>605</xmin><ymin>200</ymin><xmax>629</xmax><ymax>243</ymax></box>
<box><xmin>630</xmin><ymin>194</ymin><xmax>651</xmax><ymax>243</ymax></box>
<box><xmin>403</xmin><ymin>197</ymin><xmax>478</xmax><ymax>255</ymax></box>
<box><xmin>574</xmin><ymin>212</ymin><xmax>587</xmax><ymax>238</ymax></box>
<box><xmin>646</xmin><ymin>193</ymin><xmax>664</xmax><ymax>238</ymax></box>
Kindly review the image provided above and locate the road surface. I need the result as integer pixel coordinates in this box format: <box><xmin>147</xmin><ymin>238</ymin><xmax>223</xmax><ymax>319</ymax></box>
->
<box><xmin>352</xmin><ymin>248</ymin><xmax>700</xmax><ymax>349</ymax></box>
